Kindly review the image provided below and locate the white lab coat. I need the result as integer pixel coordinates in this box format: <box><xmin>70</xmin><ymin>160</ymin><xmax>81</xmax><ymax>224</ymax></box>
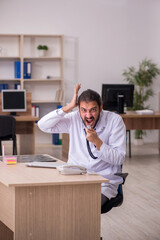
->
<box><xmin>38</xmin><ymin>108</ymin><xmax>126</xmax><ymax>199</ymax></box>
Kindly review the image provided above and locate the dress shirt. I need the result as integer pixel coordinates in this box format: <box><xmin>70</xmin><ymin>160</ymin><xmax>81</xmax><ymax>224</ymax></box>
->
<box><xmin>38</xmin><ymin>108</ymin><xmax>126</xmax><ymax>199</ymax></box>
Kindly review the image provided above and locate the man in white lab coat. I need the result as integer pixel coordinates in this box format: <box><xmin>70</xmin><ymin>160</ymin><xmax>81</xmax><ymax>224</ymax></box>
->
<box><xmin>38</xmin><ymin>84</ymin><xmax>126</xmax><ymax>207</ymax></box>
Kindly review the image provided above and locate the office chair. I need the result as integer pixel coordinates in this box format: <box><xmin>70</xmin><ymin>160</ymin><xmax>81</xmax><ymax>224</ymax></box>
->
<box><xmin>100</xmin><ymin>172</ymin><xmax>128</xmax><ymax>240</ymax></box>
<box><xmin>0</xmin><ymin>115</ymin><xmax>17</xmax><ymax>155</ymax></box>
<box><xmin>101</xmin><ymin>172</ymin><xmax>128</xmax><ymax>214</ymax></box>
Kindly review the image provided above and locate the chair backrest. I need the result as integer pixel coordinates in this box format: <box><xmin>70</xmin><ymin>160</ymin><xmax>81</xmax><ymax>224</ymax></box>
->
<box><xmin>0</xmin><ymin>115</ymin><xmax>16</xmax><ymax>138</ymax></box>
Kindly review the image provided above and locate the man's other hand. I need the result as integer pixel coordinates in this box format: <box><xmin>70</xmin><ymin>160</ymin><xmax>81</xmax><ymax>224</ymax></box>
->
<box><xmin>85</xmin><ymin>127</ymin><xmax>103</xmax><ymax>150</ymax></box>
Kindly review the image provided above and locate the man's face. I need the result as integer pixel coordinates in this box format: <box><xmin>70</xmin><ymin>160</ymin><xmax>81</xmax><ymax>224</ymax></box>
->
<box><xmin>79</xmin><ymin>101</ymin><xmax>103</xmax><ymax>128</ymax></box>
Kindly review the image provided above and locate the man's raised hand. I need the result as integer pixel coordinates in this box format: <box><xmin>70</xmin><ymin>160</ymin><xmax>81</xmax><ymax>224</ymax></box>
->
<box><xmin>62</xmin><ymin>83</ymin><xmax>81</xmax><ymax>113</ymax></box>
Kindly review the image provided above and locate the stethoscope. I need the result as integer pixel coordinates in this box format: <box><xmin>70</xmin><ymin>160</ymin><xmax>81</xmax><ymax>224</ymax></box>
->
<box><xmin>84</xmin><ymin>126</ymin><xmax>98</xmax><ymax>159</ymax></box>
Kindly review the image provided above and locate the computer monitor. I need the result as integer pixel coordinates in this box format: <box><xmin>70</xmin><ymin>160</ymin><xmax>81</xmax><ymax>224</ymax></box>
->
<box><xmin>1</xmin><ymin>89</ymin><xmax>26</xmax><ymax>115</ymax></box>
<box><xmin>101</xmin><ymin>84</ymin><xmax>134</xmax><ymax>114</ymax></box>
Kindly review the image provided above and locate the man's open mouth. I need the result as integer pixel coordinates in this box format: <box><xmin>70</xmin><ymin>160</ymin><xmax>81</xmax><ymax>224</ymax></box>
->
<box><xmin>85</xmin><ymin>117</ymin><xmax>94</xmax><ymax>125</ymax></box>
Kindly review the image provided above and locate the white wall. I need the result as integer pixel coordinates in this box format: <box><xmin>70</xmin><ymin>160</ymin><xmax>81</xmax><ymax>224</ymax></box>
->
<box><xmin>1</xmin><ymin>0</ymin><xmax>160</xmax><ymax>143</ymax></box>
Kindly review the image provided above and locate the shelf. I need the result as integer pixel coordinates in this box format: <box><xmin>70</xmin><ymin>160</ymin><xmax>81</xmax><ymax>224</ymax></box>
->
<box><xmin>32</xmin><ymin>100</ymin><xmax>64</xmax><ymax>104</ymax></box>
<box><xmin>23</xmin><ymin>78</ymin><xmax>62</xmax><ymax>82</ymax></box>
<box><xmin>0</xmin><ymin>56</ymin><xmax>62</xmax><ymax>61</ymax></box>
<box><xmin>0</xmin><ymin>56</ymin><xmax>20</xmax><ymax>60</ymax></box>
<box><xmin>0</xmin><ymin>34</ymin><xmax>20</xmax><ymax>37</ymax></box>
<box><xmin>0</xmin><ymin>78</ymin><xmax>21</xmax><ymax>81</ymax></box>
<box><xmin>23</xmin><ymin>34</ymin><xmax>63</xmax><ymax>38</ymax></box>
<box><xmin>23</xmin><ymin>57</ymin><xmax>62</xmax><ymax>61</ymax></box>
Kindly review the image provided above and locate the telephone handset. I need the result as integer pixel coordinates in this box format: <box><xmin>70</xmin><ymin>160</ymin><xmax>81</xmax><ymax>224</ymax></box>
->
<box><xmin>56</xmin><ymin>164</ymin><xmax>87</xmax><ymax>175</ymax></box>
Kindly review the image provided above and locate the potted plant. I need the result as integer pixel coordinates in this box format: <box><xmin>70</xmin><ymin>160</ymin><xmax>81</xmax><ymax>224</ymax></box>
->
<box><xmin>37</xmin><ymin>45</ymin><xmax>49</xmax><ymax>57</ymax></box>
<box><xmin>123</xmin><ymin>58</ymin><xmax>160</xmax><ymax>144</ymax></box>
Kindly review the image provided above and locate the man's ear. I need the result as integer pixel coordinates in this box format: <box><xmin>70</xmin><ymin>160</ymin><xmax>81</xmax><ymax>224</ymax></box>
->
<box><xmin>100</xmin><ymin>105</ymin><xmax>103</xmax><ymax>112</ymax></box>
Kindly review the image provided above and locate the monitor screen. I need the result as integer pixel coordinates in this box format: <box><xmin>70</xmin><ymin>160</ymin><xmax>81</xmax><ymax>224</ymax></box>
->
<box><xmin>101</xmin><ymin>84</ymin><xmax>134</xmax><ymax>114</ymax></box>
<box><xmin>2</xmin><ymin>90</ymin><xmax>26</xmax><ymax>115</ymax></box>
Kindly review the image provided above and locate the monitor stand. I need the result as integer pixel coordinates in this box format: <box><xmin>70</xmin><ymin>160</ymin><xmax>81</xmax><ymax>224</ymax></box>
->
<box><xmin>117</xmin><ymin>95</ymin><xmax>125</xmax><ymax>114</ymax></box>
<box><xmin>10</xmin><ymin>112</ymin><xmax>17</xmax><ymax>116</ymax></box>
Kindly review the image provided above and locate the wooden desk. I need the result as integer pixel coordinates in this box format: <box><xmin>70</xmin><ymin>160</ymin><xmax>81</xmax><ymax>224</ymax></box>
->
<box><xmin>15</xmin><ymin>116</ymin><xmax>39</xmax><ymax>155</ymax></box>
<box><xmin>121</xmin><ymin>112</ymin><xmax>160</xmax><ymax>130</ymax></box>
<box><xmin>0</xmin><ymin>160</ymin><xmax>108</xmax><ymax>240</ymax></box>
<box><xmin>121</xmin><ymin>112</ymin><xmax>160</xmax><ymax>154</ymax></box>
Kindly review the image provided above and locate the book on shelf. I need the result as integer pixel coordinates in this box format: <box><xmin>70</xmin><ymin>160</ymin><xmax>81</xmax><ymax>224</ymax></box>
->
<box><xmin>31</xmin><ymin>105</ymin><xmax>36</xmax><ymax>117</ymax></box>
<box><xmin>31</xmin><ymin>105</ymin><xmax>40</xmax><ymax>118</ymax></box>
<box><xmin>14</xmin><ymin>61</ymin><xmax>31</xmax><ymax>79</ymax></box>
<box><xmin>35</xmin><ymin>106</ymin><xmax>40</xmax><ymax>118</ymax></box>
<box><xmin>55</xmin><ymin>89</ymin><xmax>63</xmax><ymax>102</ymax></box>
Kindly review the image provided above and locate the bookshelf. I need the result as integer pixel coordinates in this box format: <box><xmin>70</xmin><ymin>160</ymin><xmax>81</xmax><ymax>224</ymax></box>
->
<box><xmin>0</xmin><ymin>34</ymin><xmax>65</xmax><ymax>118</ymax></box>
<box><xmin>0</xmin><ymin>34</ymin><xmax>78</xmax><ymax>145</ymax></box>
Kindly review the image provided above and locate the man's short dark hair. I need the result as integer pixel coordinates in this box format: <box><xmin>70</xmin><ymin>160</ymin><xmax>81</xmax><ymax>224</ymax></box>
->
<box><xmin>78</xmin><ymin>89</ymin><xmax>102</xmax><ymax>108</ymax></box>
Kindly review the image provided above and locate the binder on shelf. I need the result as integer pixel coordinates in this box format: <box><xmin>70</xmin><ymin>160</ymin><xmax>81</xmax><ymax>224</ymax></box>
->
<box><xmin>52</xmin><ymin>134</ymin><xmax>59</xmax><ymax>145</ymax></box>
<box><xmin>57</xmin><ymin>105</ymin><xmax>62</xmax><ymax>109</ymax></box>
<box><xmin>23</xmin><ymin>62</ymin><xmax>27</xmax><ymax>79</ymax></box>
<box><xmin>3</xmin><ymin>84</ymin><xmax>8</xmax><ymax>89</ymax></box>
<box><xmin>24</xmin><ymin>62</ymin><xmax>31</xmax><ymax>79</ymax></box>
<box><xmin>14</xmin><ymin>61</ymin><xmax>32</xmax><ymax>79</ymax></box>
<box><xmin>0</xmin><ymin>84</ymin><xmax>8</xmax><ymax>92</ymax></box>
<box><xmin>14</xmin><ymin>83</ymin><xmax>21</xmax><ymax>90</ymax></box>
<box><xmin>57</xmin><ymin>105</ymin><xmax>62</xmax><ymax>145</ymax></box>
<box><xmin>52</xmin><ymin>105</ymin><xmax>62</xmax><ymax>145</ymax></box>
<box><xmin>27</xmin><ymin>62</ymin><xmax>31</xmax><ymax>79</ymax></box>
<box><xmin>14</xmin><ymin>61</ymin><xmax>21</xmax><ymax>78</ymax></box>
<box><xmin>0</xmin><ymin>84</ymin><xmax>4</xmax><ymax>92</ymax></box>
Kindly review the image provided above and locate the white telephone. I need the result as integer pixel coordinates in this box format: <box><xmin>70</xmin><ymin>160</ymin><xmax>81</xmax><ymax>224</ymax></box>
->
<box><xmin>56</xmin><ymin>164</ymin><xmax>87</xmax><ymax>175</ymax></box>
